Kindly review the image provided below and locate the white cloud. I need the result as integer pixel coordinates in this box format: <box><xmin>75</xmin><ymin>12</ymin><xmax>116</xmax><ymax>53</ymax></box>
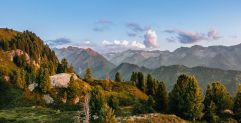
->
<box><xmin>101</xmin><ymin>40</ymin><xmax>146</xmax><ymax>52</ymax></box>
<box><xmin>143</xmin><ymin>29</ymin><xmax>159</xmax><ymax>48</ymax></box>
<box><xmin>85</xmin><ymin>41</ymin><xmax>91</xmax><ymax>44</ymax></box>
<box><xmin>165</xmin><ymin>29</ymin><xmax>222</xmax><ymax>44</ymax></box>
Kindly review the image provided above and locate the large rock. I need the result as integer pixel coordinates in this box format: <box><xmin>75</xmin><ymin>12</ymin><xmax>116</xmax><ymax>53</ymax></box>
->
<box><xmin>50</xmin><ymin>73</ymin><xmax>78</xmax><ymax>88</ymax></box>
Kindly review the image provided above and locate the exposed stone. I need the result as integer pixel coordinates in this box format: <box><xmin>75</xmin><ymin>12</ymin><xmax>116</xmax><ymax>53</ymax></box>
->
<box><xmin>50</xmin><ymin>73</ymin><xmax>78</xmax><ymax>88</ymax></box>
<box><xmin>43</xmin><ymin>94</ymin><xmax>54</xmax><ymax>104</ymax></box>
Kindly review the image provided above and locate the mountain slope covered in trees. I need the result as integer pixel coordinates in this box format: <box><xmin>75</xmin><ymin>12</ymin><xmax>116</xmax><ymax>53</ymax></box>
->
<box><xmin>110</xmin><ymin>63</ymin><xmax>241</xmax><ymax>95</ymax></box>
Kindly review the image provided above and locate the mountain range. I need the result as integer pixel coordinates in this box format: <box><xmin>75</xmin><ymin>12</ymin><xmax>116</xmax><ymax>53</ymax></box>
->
<box><xmin>109</xmin><ymin>63</ymin><xmax>241</xmax><ymax>95</ymax></box>
<box><xmin>53</xmin><ymin>46</ymin><xmax>115</xmax><ymax>78</ymax></box>
<box><xmin>54</xmin><ymin>44</ymin><xmax>241</xmax><ymax>95</ymax></box>
<box><xmin>104</xmin><ymin>44</ymin><xmax>241</xmax><ymax>71</ymax></box>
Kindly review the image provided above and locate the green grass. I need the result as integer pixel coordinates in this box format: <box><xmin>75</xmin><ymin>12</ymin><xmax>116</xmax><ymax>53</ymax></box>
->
<box><xmin>119</xmin><ymin>113</ymin><xmax>188</xmax><ymax>123</ymax></box>
<box><xmin>0</xmin><ymin>106</ymin><xmax>80</xmax><ymax>123</ymax></box>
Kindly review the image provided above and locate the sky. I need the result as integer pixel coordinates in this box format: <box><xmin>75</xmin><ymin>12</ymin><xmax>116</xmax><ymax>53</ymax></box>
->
<box><xmin>1</xmin><ymin>0</ymin><xmax>241</xmax><ymax>53</ymax></box>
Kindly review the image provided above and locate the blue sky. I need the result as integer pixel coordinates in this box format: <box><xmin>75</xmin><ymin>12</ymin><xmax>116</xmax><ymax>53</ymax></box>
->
<box><xmin>1</xmin><ymin>0</ymin><xmax>241</xmax><ymax>52</ymax></box>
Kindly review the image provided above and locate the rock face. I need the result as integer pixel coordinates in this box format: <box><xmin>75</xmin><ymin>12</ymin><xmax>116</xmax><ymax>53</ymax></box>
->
<box><xmin>50</xmin><ymin>73</ymin><xmax>78</xmax><ymax>88</ymax></box>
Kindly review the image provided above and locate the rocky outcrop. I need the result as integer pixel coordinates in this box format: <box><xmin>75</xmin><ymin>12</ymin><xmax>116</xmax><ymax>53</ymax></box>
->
<box><xmin>50</xmin><ymin>73</ymin><xmax>78</xmax><ymax>88</ymax></box>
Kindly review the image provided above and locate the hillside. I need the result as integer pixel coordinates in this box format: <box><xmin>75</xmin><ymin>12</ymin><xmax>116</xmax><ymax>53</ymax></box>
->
<box><xmin>110</xmin><ymin>63</ymin><xmax>241</xmax><ymax>95</ymax></box>
<box><xmin>54</xmin><ymin>46</ymin><xmax>115</xmax><ymax>78</ymax></box>
<box><xmin>0</xmin><ymin>28</ymin><xmax>151</xmax><ymax>122</ymax></box>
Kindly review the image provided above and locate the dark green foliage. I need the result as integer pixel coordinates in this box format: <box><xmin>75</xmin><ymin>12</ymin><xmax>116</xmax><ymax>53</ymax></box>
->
<box><xmin>132</xmin><ymin>98</ymin><xmax>155</xmax><ymax>115</ymax></box>
<box><xmin>37</xmin><ymin>67</ymin><xmax>51</xmax><ymax>93</ymax></box>
<box><xmin>0</xmin><ymin>77</ymin><xmax>23</xmax><ymax>109</ymax></box>
<box><xmin>169</xmin><ymin>74</ymin><xmax>204</xmax><ymax>121</ymax></box>
<box><xmin>90</xmin><ymin>86</ymin><xmax>106</xmax><ymax>122</ymax></box>
<box><xmin>14</xmin><ymin>69</ymin><xmax>26</xmax><ymax>89</ymax></box>
<box><xmin>155</xmin><ymin>81</ymin><xmax>168</xmax><ymax>113</ymax></box>
<box><xmin>114</xmin><ymin>72</ymin><xmax>121</xmax><ymax>82</ymax></box>
<box><xmin>108</xmin><ymin>95</ymin><xmax>119</xmax><ymax>111</ymax></box>
<box><xmin>13</xmin><ymin>55</ymin><xmax>27</xmax><ymax>68</ymax></box>
<box><xmin>233</xmin><ymin>87</ymin><xmax>241</xmax><ymax>122</ymax></box>
<box><xmin>57</xmin><ymin>58</ymin><xmax>69</xmax><ymax>73</ymax></box>
<box><xmin>130</xmin><ymin>72</ymin><xmax>137</xmax><ymax>86</ymax></box>
<box><xmin>146</xmin><ymin>74</ymin><xmax>153</xmax><ymax>95</ymax></box>
<box><xmin>0</xmin><ymin>39</ymin><xmax>9</xmax><ymax>50</ymax></box>
<box><xmin>137</xmin><ymin>72</ymin><xmax>145</xmax><ymax>92</ymax></box>
<box><xmin>84</xmin><ymin>68</ymin><xmax>93</xmax><ymax>82</ymax></box>
<box><xmin>203</xmin><ymin>82</ymin><xmax>233</xmax><ymax>121</ymax></box>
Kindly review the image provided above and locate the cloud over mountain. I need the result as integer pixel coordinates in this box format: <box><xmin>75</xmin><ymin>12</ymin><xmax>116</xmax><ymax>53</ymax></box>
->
<box><xmin>45</xmin><ymin>38</ymin><xmax>72</xmax><ymax>47</ymax></box>
<box><xmin>143</xmin><ymin>29</ymin><xmax>159</xmax><ymax>48</ymax></box>
<box><xmin>165</xmin><ymin>29</ymin><xmax>221</xmax><ymax>44</ymax></box>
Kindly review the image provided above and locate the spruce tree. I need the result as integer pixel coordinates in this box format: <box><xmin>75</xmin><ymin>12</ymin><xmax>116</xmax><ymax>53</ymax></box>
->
<box><xmin>137</xmin><ymin>72</ymin><xmax>145</xmax><ymax>92</ymax></box>
<box><xmin>203</xmin><ymin>84</ymin><xmax>219</xmax><ymax>122</ymax></box>
<box><xmin>146</xmin><ymin>74</ymin><xmax>153</xmax><ymax>96</ymax></box>
<box><xmin>114</xmin><ymin>72</ymin><xmax>121</xmax><ymax>82</ymax></box>
<box><xmin>155</xmin><ymin>81</ymin><xmax>168</xmax><ymax>113</ymax></box>
<box><xmin>203</xmin><ymin>82</ymin><xmax>233</xmax><ymax>117</ymax></box>
<box><xmin>41</xmin><ymin>68</ymin><xmax>51</xmax><ymax>93</ymax></box>
<box><xmin>15</xmin><ymin>69</ymin><xmax>26</xmax><ymax>89</ymax></box>
<box><xmin>84</xmin><ymin>68</ymin><xmax>93</xmax><ymax>82</ymax></box>
<box><xmin>233</xmin><ymin>85</ymin><xmax>241</xmax><ymax>122</ymax></box>
<box><xmin>130</xmin><ymin>72</ymin><xmax>137</xmax><ymax>86</ymax></box>
<box><xmin>169</xmin><ymin>74</ymin><xmax>204</xmax><ymax>121</ymax></box>
<box><xmin>90</xmin><ymin>86</ymin><xmax>106</xmax><ymax>122</ymax></box>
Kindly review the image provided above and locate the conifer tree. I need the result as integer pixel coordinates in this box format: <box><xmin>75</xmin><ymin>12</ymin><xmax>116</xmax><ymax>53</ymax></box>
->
<box><xmin>130</xmin><ymin>72</ymin><xmax>137</xmax><ymax>86</ymax></box>
<box><xmin>233</xmin><ymin>85</ymin><xmax>241</xmax><ymax>122</ymax></box>
<box><xmin>155</xmin><ymin>81</ymin><xmax>168</xmax><ymax>113</ymax></box>
<box><xmin>137</xmin><ymin>72</ymin><xmax>145</xmax><ymax>92</ymax></box>
<box><xmin>41</xmin><ymin>68</ymin><xmax>51</xmax><ymax>93</ymax></box>
<box><xmin>203</xmin><ymin>82</ymin><xmax>233</xmax><ymax>118</ymax></box>
<box><xmin>15</xmin><ymin>69</ymin><xmax>26</xmax><ymax>89</ymax></box>
<box><xmin>203</xmin><ymin>84</ymin><xmax>219</xmax><ymax>122</ymax></box>
<box><xmin>146</xmin><ymin>74</ymin><xmax>153</xmax><ymax>96</ymax></box>
<box><xmin>90</xmin><ymin>86</ymin><xmax>106</xmax><ymax>122</ymax></box>
<box><xmin>114</xmin><ymin>72</ymin><xmax>121</xmax><ymax>82</ymax></box>
<box><xmin>84</xmin><ymin>68</ymin><xmax>93</xmax><ymax>82</ymax></box>
<box><xmin>169</xmin><ymin>74</ymin><xmax>204</xmax><ymax>121</ymax></box>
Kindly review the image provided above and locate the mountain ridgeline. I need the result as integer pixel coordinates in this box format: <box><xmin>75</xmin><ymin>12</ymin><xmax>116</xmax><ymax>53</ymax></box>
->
<box><xmin>110</xmin><ymin>63</ymin><xmax>241</xmax><ymax>95</ymax></box>
<box><xmin>104</xmin><ymin>44</ymin><xmax>241</xmax><ymax>71</ymax></box>
<box><xmin>54</xmin><ymin>46</ymin><xmax>115</xmax><ymax>78</ymax></box>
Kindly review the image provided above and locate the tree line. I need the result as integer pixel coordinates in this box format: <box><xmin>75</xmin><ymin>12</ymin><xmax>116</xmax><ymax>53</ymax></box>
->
<box><xmin>112</xmin><ymin>71</ymin><xmax>241</xmax><ymax>122</ymax></box>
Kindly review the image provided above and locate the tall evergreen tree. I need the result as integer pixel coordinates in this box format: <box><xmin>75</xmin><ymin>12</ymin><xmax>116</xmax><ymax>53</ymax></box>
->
<box><xmin>84</xmin><ymin>68</ymin><xmax>93</xmax><ymax>82</ymax></box>
<box><xmin>90</xmin><ymin>86</ymin><xmax>106</xmax><ymax>122</ymax></box>
<box><xmin>233</xmin><ymin>85</ymin><xmax>241</xmax><ymax>122</ymax></box>
<box><xmin>203</xmin><ymin>84</ymin><xmax>219</xmax><ymax>122</ymax></box>
<box><xmin>155</xmin><ymin>81</ymin><xmax>168</xmax><ymax>113</ymax></box>
<box><xmin>40</xmin><ymin>68</ymin><xmax>51</xmax><ymax>93</ymax></box>
<box><xmin>67</xmin><ymin>75</ymin><xmax>79</xmax><ymax>102</ymax></box>
<box><xmin>130</xmin><ymin>72</ymin><xmax>137</xmax><ymax>86</ymax></box>
<box><xmin>146</xmin><ymin>74</ymin><xmax>153</xmax><ymax>96</ymax></box>
<box><xmin>137</xmin><ymin>72</ymin><xmax>145</xmax><ymax>92</ymax></box>
<box><xmin>169</xmin><ymin>74</ymin><xmax>204</xmax><ymax>121</ymax></box>
<box><xmin>203</xmin><ymin>82</ymin><xmax>233</xmax><ymax>118</ymax></box>
<box><xmin>114</xmin><ymin>72</ymin><xmax>121</xmax><ymax>82</ymax></box>
<box><xmin>15</xmin><ymin>69</ymin><xmax>26</xmax><ymax>89</ymax></box>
